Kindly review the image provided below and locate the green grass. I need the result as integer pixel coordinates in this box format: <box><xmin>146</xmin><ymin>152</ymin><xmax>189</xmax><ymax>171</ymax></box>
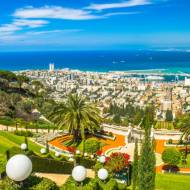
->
<box><xmin>156</xmin><ymin>173</ymin><xmax>190</xmax><ymax>190</ymax></box>
<box><xmin>0</xmin><ymin>131</ymin><xmax>42</xmax><ymax>155</ymax></box>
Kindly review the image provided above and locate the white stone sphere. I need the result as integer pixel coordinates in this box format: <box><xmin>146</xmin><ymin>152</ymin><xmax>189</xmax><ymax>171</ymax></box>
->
<box><xmin>6</xmin><ymin>154</ymin><xmax>32</xmax><ymax>182</ymax></box>
<box><xmin>55</xmin><ymin>152</ymin><xmax>60</xmax><ymax>157</ymax></box>
<box><xmin>20</xmin><ymin>143</ymin><xmax>27</xmax><ymax>150</ymax></box>
<box><xmin>40</xmin><ymin>148</ymin><xmax>46</xmax><ymax>154</ymax></box>
<box><xmin>90</xmin><ymin>155</ymin><xmax>94</xmax><ymax>159</ymax></box>
<box><xmin>99</xmin><ymin>156</ymin><xmax>106</xmax><ymax>163</ymax></box>
<box><xmin>76</xmin><ymin>150</ymin><xmax>80</xmax><ymax>155</ymax></box>
<box><xmin>69</xmin><ymin>158</ymin><xmax>74</xmax><ymax>162</ymax></box>
<box><xmin>84</xmin><ymin>152</ymin><xmax>88</xmax><ymax>157</ymax></box>
<box><xmin>98</xmin><ymin>168</ymin><xmax>108</xmax><ymax>180</ymax></box>
<box><xmin>72</xmin><ymin>165</ymin><xmax>87</xmax><ymax>182</ymax></box>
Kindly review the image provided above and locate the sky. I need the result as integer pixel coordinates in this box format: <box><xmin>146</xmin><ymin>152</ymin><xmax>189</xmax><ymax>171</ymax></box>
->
<box><xmin>0</xmin><ymin>0</ymin><xmax>190</xmax><ymax>51</ymax></box>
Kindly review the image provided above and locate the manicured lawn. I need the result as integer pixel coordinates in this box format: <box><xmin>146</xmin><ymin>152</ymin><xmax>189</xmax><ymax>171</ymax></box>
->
<box><xmin>156</xmin><ymin>173</ymin><xmax>190</xmax><ymax>190</ymax></box>
<box><xmin>0</xmin><ymin>131</ymin><xmax>42</xmax><ymax>154</ymax></box>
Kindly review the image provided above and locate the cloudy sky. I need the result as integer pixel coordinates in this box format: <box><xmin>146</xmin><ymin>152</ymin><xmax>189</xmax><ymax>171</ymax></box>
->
<box><xmin>0</xmin><ymin>0</ymin><xmax>189</xmax><ymax>51</ymax></box>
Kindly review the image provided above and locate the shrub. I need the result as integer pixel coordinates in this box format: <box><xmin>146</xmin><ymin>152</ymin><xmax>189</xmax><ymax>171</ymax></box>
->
<box><xmin>60</xmin><ymin>177</ymin><xmax>98</xmax><ymax>190</ymax></box>
<box><xmin>103</xmin><ymin>178</ymin><xmax>118</xmax><ymax>190</ymax></box>
<box><xmin>162</xmin><ymin>148</ymin><xmax>181</xmax><ymax>166</ymax></box>
<box><xmin>0</xmin><ymin>117</ymin><xmax>15</xmax><ymax>126</ymax></box>
<box><xmin>31</xmin><ymin>178</ymin><xmax>59</xmax><ymax>190</ymax></box>
<box><xmin>14</xmin><ymin>130</ymin><xmax>33</xmax><ymax>137</ymax></box>
<box><xmin>75</xmin><ymin>156</ymin><xmax>96</xmax><ymax>169</ymax></box>
<box><xmin>0</xmin><ymin>176</ymin><xmax>58</xmax><ymax>190</ymax></box>
<box><xmin>105</xmin><ymin>152</ymin><xmax>130</xmax><ymax>173</ymax></box>
<box><xmin>168</xmin><ymin>139</ymin><xmax>173</xmax><ymax>144</ymax></box>
<box><xmin>84</xmin><ymin>138</ymin><xmax>100</xmax><ymax>154</ymax></box>
<box><xmin>0</xmin><ymin>177</ymin><xmax>20</xmax><ymax>190</ymax></box>
<box><xmin>0</xmin><ymin>155</ymin><xmax>6</xmax><ymax>174</ymax></box>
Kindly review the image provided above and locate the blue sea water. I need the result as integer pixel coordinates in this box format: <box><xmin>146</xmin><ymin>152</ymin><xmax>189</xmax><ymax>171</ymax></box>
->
<box><xmin>0</xmin><ymin>50</ymin><xmax>190</xmax><ymax>73</ymax></box>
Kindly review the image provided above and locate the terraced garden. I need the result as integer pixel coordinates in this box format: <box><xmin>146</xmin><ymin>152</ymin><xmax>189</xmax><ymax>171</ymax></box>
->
<box><xmin>0</xmin><ymin>131</ymin><xmax>42</xmax><ymax>155</ymax></box>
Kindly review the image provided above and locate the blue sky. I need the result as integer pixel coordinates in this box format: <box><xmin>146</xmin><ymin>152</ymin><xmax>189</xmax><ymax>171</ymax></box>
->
<box><xmin>0</xmin><ymin>0</ymin><xmax>190</xmax><ymax>51</ymax></box>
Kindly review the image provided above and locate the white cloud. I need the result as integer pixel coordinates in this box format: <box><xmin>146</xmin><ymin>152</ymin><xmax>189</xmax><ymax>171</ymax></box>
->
<box><xmin>86</xmin><ymin>0</ymin><xmax>151</xmax><ymax>11</ymax></box>
<box><xmin>13</xmin><ymin>6</ymin><xmax>99</xmax><ymax>20</ymax></box>
<box><xmin>103</xmin><ymin>11</ymin><xmax>139</xmax><ymax>17</ymax></box>
<box><xmin>13</xmin><ymin>19</ymin><xmax>49</xmax><ymax>28</ymax></box>
<box><xmin>0</xmin><ymin>24</ymin><xmax>21</xmax><ymax>33</ymax></box>
<box><xmin>0</xmin><ymin>19</ymin><xmax>48</xmax><ymax>35</ymax></box>
<box><xmin>26</xmin><ymin>29</ymin><xmax>82</xmax><ymax>35</ymax></box>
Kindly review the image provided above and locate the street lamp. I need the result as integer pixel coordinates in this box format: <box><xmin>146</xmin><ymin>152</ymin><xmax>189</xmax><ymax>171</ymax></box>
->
<box><xmin>98</xmin><ymin>168</ymin><xmax>108</xmax><ymax>181</ymax></box>
<box><xmin>99</xmin><ymin>155</ymin><xmax>106</xmax><ymax>163</ymax></box>
<box><xmin>72</xmin><ymin>165</ymin><xmax>87</xmax><ymax>182</ymax></box>
<box><xmin>40</xmin><ymin>148</ymin><xmax>46</xmax><ymax>154</ymax></box>
<box><xmin>55</xmin><ymin>152</ymin><xmax>60</xmax><ymax>157</ymax></box>
<box><xmin>84</xmin><ymin>152</ymin><xmax>88</xmax><ymax>157</ymax></box>
<box><xmin>20</xmin><ymin>143</ymin><xmax>27</xmax><ymax>151</ymax></box>
<box><xmin>6</xmin><ymin>154</ymin><xmax>32</xmax><ymax>182</ymax></box>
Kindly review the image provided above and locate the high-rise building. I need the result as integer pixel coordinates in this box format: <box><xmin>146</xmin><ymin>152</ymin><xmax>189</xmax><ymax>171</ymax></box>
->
<box><xmin>49</xmin><ymin>63</ymin><xmax>55</xmax><ymax>72</ymax></box>
<box><xmin>185</xmin><ymin>77</ymin><xmax>190</xmax><ymax>86</ymax></box>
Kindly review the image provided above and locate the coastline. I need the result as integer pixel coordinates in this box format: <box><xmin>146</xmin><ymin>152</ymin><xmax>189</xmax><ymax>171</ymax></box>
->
<box><xmin>15</xmin><ymin>68</ymin><xmax>190</xmax><ymax>77</ymax></box>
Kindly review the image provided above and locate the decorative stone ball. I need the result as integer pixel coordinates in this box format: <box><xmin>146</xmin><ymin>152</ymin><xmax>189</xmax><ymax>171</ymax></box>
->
<box><xmin>55</xmin><ymin>152</ymin><xmax>60</xmax><ymax>157</ymax></box>
<box><xmin>6</xmin><ymin>154</ymin><xmax>32</xmax><ymax>182</ymax></box>
<box><xmin>20</xmin><ymin>143</ymin><xmax>27</xmax><ymax>151</ymax></box>
<box><xmin>98</xmin><ymin>168</ymin><xmax>108</xmax><ymax>180</ymax></box>
<box><xmin>76</xmin><ymin>150</ymin><xmax>80</xmax><ymax>155</ymax></box>
<box><xmin>99</xmin><ymin>155</ymin><xmax>106</xmax><ymax>163</ymax></box>
<box><xmin>72</xmin><ymin>165</ymin><xmax>87</xmax><ymax>182</ymax></box>
<box><xmin>40</xmin><ymin>148</ymin><xmax>46</xmax><ymax>154</ymax></box>
<box><xmin>84</xmin><ymin>152</ymin><xmax>88</xmax><ymax>157</ymax></box>
<box><xmin>90</xmin><ymin>155</ymin><xmax>94</xmax><ymax>159</ymax></box>
<box><xmin>69</xmin><ymin>158</ymin><xmax>74</xmax><ymax>162</ymax></box>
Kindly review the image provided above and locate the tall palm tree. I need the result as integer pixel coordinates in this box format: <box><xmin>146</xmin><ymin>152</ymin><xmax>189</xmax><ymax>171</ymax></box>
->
<box><xmin>177</xmin><ymin>114</ymin><xmax>190</xmax><ymax>140</ymax></box>
<box><xmin>49</xmin><ymin>94</ymin><xmax>101</xmax><ymax>143</ymax></box>
<box><xmin>176</xmin><ymin>114</ymin><xmax>190</xmax><ymax>158</ymax></box>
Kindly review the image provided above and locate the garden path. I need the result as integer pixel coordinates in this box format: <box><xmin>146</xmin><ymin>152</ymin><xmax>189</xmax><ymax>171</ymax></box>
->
<box><xmin>35</xmin><ymin>169</ymin><xmax>95</xmax><ymax>186</ymax></box>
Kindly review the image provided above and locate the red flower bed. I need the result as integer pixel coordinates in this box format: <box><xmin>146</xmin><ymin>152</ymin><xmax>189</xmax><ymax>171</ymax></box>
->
<box><xmin>96</xmin><ymin>150</ymin><xmax>102</xmax><ymax>156</ymax></box>
<box><xmin>67</xmin><ymin>146</ymin><xmax>76</xmax><ymax>154</ymax></box>
<box><xmin>105</xmin><ymin>152</ymin><xmax>130</xmax><ymax>173</ymax></box>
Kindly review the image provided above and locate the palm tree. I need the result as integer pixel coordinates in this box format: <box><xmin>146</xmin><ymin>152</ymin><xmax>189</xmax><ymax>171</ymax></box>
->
<box><xmin>49</xmin><ymin>94</ymin><xmax>101</xmax><ymax>143</ymax></box>
<box><xmin>176</xmin><ymin>114</ymin><xmax>190</xmax><ymax>158</ymax></box>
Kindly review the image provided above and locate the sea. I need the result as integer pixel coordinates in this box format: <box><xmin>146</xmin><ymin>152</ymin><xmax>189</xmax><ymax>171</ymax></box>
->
<box><xmin>0</xmin><ymin>50</ymin><xmax>190</xmax><ymax>75</ymax></box>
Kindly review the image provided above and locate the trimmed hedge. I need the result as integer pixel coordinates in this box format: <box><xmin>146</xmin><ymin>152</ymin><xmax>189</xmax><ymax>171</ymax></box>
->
<box><xmin>75</xmin><ymin>156</ymin><xmax>96</xmax><ymax>169</ymax></box>
<box><xmin>0</xmin><ymin>176</ymin><xmax>59</xmax><ymax>190</ymax></box>
<box><xmin>30</xmin><ymin>155</ymin><xmax>74</xmax><ymax>174</ymax></box>
<box><xmin>14</xmin><ymin>130</ymin><xmax>34</xmax><ymax>137</ymax></box>
<box><xmin>6</xmin><ymin>147</ymin><xmax>74</xmax><ymax>174</ymax></box>
<box><xmin>60</xmin><ymin>177</ymin><xmax>128</xmax><ymax>190</ymax></box>
<box><xmin>60</xmin><ymin>177</ymin><xmax>99</xmax><ymax>190</ymax></box>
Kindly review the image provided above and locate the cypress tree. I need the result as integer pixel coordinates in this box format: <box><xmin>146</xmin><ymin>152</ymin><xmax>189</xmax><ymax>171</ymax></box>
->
<box><xmin>139</xmin><ymin>106</ymin><xmax>156</xmax><ymax>190</ymax></box>
<box><xmin>139</xmin><ymin>125</ymin><xmax>156</xmax><ymax>190</ymax></box>
<box><xmin>132</xmin><ymin>139</ymin><xmax>139</xmax><ymax>190</ymax></box>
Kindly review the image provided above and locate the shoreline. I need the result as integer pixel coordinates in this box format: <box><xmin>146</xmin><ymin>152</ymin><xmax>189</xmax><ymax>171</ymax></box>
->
<box><xmin>15</xmin><ymin>68</ymin><xmax>190</xmax><ymax>77</ymax></box>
